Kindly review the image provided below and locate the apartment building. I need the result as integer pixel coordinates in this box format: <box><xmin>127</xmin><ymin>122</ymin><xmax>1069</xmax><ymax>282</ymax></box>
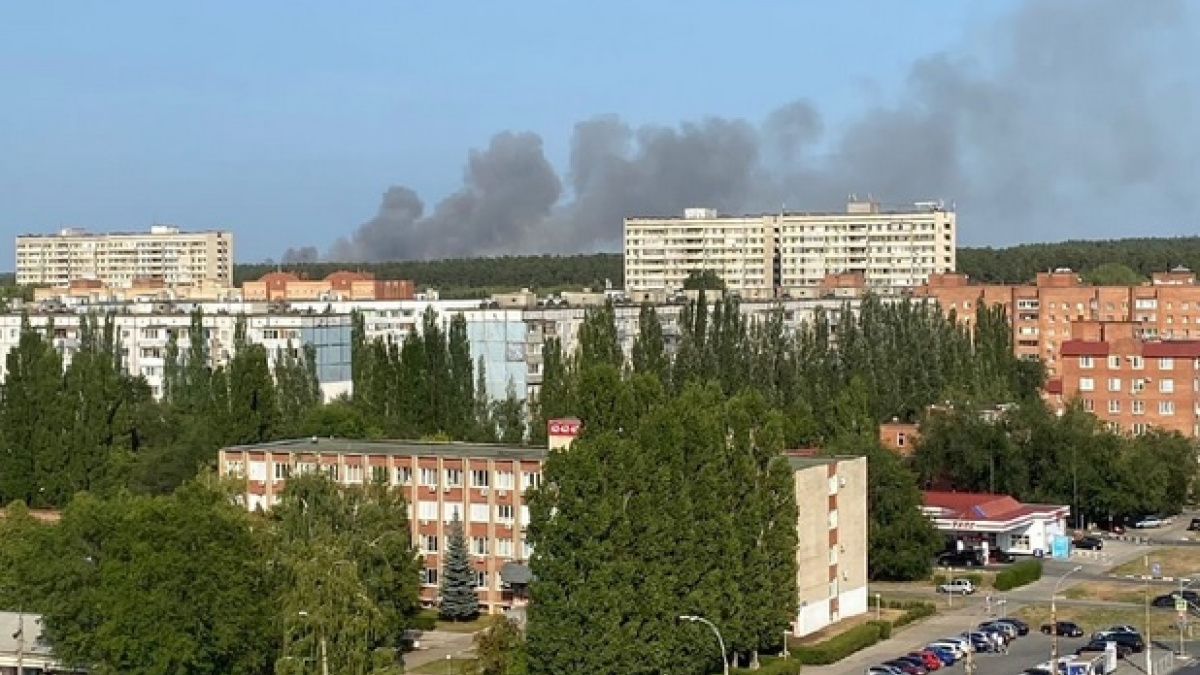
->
<box><xmin>789</xmin><ymin>453</ymin><xmax>868</xmax><ymax>637</ymax></box>
<box><xmin>1051</xmin><ymin>320</ymin><xmax>1200</xmax><ymax>437</ymax></box>
<box><xmin>917</xmin><ymin>267</ymin><xmax>1200</xmax><ymax>377</ymax></box>
<box><xmin>242</xmin><ymin>271</ymin><xmax>415</xmax><ymax>302</ymax></box>
<box><xmin>0</xmin><ymin>307</ymin><xmax>352</xmax><ymax>401</ymax></box>
<box><xmin>16</xmin><ymin>225</ymin><xmax>232</xmax><ymax>288</ymax></box>
<box><xmin>624</xmin><ymin>200</ymin><xmax>956</xmax><ymax>297</ymax></box>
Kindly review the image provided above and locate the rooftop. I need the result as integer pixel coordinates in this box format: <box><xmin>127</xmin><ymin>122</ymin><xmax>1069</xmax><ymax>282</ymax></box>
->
<box><xmin>223</xmin><ymin>437</ymin><xmax>548</xmax><ymax>461</ymax></box>
<box><xmin>786</xmin><ymin>454</ymin><xmax>864</xmax><ymax>470</ymax></box>
<box><xmin>922</xmin><ymin>491</ymin><xmax>1068</xmax><ymax>522</ymax></box>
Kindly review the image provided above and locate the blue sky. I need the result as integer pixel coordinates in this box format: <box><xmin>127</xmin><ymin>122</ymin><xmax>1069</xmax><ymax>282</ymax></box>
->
<box><xmin>6</xmin><ymin>1</ymin><xmax>1193</xmax><ymax>266</ymax></box>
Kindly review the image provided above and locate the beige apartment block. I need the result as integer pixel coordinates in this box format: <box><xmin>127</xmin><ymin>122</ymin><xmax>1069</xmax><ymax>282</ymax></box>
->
<box><xmin>624</xmin><ymin>201</ymin><xmax>955</xmax><ymax>297</ymax></box>
<box><xmin>790</xmin><ymin>453</ymin><xmax>868</xmax><ymax>637</ymax></box>
<box><xmin>16</xmin><ymin>225</ymin><xmax>232</xmax><ymax>288</ymax></box>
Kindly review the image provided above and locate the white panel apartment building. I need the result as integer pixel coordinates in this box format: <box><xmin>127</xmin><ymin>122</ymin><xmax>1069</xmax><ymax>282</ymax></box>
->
<box><xmin>625</xmin><ymin>200</ymin><xmax>956</xmax><ymax>297</ymax></box>
<box><xmin>16</xmin><ymin>225</ymin><xmax>233</xmax><ymax>288</ymax></box>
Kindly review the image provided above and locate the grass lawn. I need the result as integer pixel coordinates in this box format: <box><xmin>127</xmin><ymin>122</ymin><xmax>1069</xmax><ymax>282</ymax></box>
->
<box><xmin>1062</xmin><ymin>580</ymin><xmax>1147</xmax><ymax>605</ymax></box>
<box><xmin>1013</xmin><ymin>603</ymin><xmax>1184</xmax><ymax>639</ymax></box>
<box><xmin>790</xmin><ymin>608</ymin><xmax>909</xmax><ymax>645</ymax></box>
<box><xmin>1111</xmin><ymin>548</ymin><xmax>1200</xmax><ymax>578</ymax></box>
<box><xmin>405</xmin><ymin>657</ymin><xmax>476</xmax><ymax>674</ymax></box>
<box><xmin>415</xmin><ymin>609</ymin><xmax>495</xmax><ymax>634</ymax></box>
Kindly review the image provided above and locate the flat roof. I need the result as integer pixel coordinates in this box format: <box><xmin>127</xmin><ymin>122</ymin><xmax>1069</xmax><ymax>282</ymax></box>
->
<box><xmin>222</xmin><ymin>437</ymin><xmax>547</xmax><ymax>461</ymax></box>
<box><xmin>786</xmin><ymin>454</ymin><xmax>864</xmax><ymax>470</ymax></box>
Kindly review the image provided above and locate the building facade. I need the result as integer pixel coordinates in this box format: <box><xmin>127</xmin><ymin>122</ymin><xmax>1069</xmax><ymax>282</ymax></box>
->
<box><xmin>1053</xmin><ymin>320</ymin><xmax>1200</xmax><ymax>437</ymax></box>
<box><xmin>625</xmin><ymin>200</ymin><xmax>956</xmax><ymax>297</ymax></box>
<box><xmin>790</xmin><ymin>454</ymin><xmax>868</xmax><ymax>637</ymax></box>
<box><xmin>242</xmin><ymin>271</ymin><xmax>415</xmax><ymax>302</ymax></box>
<box><xmin>916</xmin><ymin>267</ymin><xmax>1200</xmax><ymax>377</ymax></box>
<box><xmin>16</xmin><ymin>225</ymin><xmax>232</xmax><ymax>288</ymax></box>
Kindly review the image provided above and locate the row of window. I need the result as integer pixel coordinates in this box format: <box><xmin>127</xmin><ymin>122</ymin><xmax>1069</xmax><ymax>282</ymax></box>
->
<box><xmin>421</xmin><ymin>535</ymin><xmax>533</xmax><ymax>559</ymax></box>
<box><xmin>420</xmin><ymin>568</ymin><xmax>527</xmax><ymax>589</ymax></box>
<box><xmin>1077</xmin><ymin>376</ymin><xmax>1191</xmax><ymax>394</ymax></box>
<box><xmin>1080</xmin><ymin>398</ymin><xmax>1178</xmax><ymax>415</ymax></box>
<box><xmin>1078</xmin><ymin>356</ymin><xmax>1195</xmax><ymax>370</ymax></box>
<box><xmin>414</xmin><ymin>501</ymin><xmax>527</xmax><ymax>524</ymax></box>
<box><xmin>263</xmin><ymin>461</ymin><xmax>540</xmax><ymax>491</ymax></box>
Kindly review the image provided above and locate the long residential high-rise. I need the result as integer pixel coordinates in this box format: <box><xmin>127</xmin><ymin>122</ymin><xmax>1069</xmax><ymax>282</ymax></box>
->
<box><xmin>15</xmin><ymin>225</ymin><xmax>233</xmax><ymax>288</ymax></box>
<box><xmin>623</xmin><ymin>199</ymin><xmax>956</xmax><ymax>297</ymax></box>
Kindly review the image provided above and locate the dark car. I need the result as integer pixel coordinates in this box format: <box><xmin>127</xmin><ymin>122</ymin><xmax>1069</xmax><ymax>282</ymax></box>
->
<box><xmin>997</xmin><ymin>617</ymin><xmax>1030</xmax><ymax>635</ymax></box>
<box><xmin>937</xmin><ymin>550</ymin><xmax>983</xmax><ymax>567</ymax></box>
<box><xmin>1096</xmin><ymin>631</ymin><xmax>1145</xmax><ymax>653</ymax></box>
<box><xmin>1078</xmin><ymin>640</ymin><xmax>1132</xmax><ymax>659</ymax></box>
<box><xmin>1074</xmin><ymin>535</ymin><xmax>1104</xmax><ymax>550</ymax></box>
<box><xmin>1041</xmin><ymin>621</ymin><xmax>1085</xmax><ymax>637</ymax></box>
<box><xmin>894</xmin><ymin>656</ymin><xmax>929</xmax><ymax>675</ymax></box>
<box><xmin>1189</xmin><ymin>518</ymin><xmax>1200</xmax><ymax>532</ymax></box>
<box><xmin>884</xmin><ymin>660</ymin><xmax>924</xmax><ymax>675</ymax></box>
<box><xmin>992</xmin><ymin>550</ymin><xmax>1016</xmax><ymax>564</ymax></box>
<box><xmin>1153</xmin><ymin>594</ymin><xmax>1176</xmax><ymax>608</ymax></box>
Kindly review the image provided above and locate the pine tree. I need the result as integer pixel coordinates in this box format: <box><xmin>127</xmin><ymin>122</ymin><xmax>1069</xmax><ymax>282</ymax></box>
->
<box><xmin>439</xmin><ymin>514</ymin><xmax>480</xmax><ymax>621</ymax></box>
<box><xmin>630</xmin><ymin>303</ymin><xmax>669</xmax><ymax>382</ymax></box>
<box><xmin>473</xmin><ymin>357</ymin><xmax>497</xmax><ymax>442</ymax></box>
<box><xmin>447</xmin><ymin>313</ymin><xmax>476</xmax><ymax>439</ymax></box>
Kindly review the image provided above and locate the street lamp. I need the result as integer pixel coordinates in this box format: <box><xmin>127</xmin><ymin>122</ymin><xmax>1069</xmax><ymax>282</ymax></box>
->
<box><xmin>680</xmin><ymin>615</ymin><xmax>729</xmax><ymax>675</ymax></box>
<box><xmin>1050</xmin><ymin>565</ymin><xmax>1084</xmax><ymax>670</ymax></box>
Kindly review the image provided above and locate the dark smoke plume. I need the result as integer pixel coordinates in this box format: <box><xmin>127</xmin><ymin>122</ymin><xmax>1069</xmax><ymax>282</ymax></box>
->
<box><xmin>326</xmin><ymin>0</ymin><xmax>1199</xmax><ymax>262</ymax></box>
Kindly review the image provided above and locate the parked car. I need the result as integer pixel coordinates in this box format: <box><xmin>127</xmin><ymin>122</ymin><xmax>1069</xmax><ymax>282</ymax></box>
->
<box><xmin>926</xmin><ymin>646</ymin><xmax>957</xmax><ymax>665</ymax></box>
<box><xmin>907</xmin><ymin>651</ymin><xmax>942</xmax><ymax>670</ymax></box>
<box><xmin>996</xmin><ymin>617</ymin><xmax>1030</xmax><ymax>635</ymax></box>
<box><xmin>1189</xmin><ymin>518</ymin><xmax>1200</xmax><ymax>532</ymax></box>
<box><xmin>1073</xmin><ymin>535</ymin><xmax>1104</xmax><ymax>550</ymax></box>
<box><xmin>979</xmin><ymin>620</ymin><xmax>1018</xmax><ymax>639</ymax></box>
<box><xmin>883</xmin><ymin>660</ymin><xmax>924</xmax><ymax>675</ymax></box>
<box><xmin>1135</xmin><ymin>516</ymin><xmax>1164</xmax><ymax>529</ymax></box>
<box><xmin>868</xmin><ymin>667</ymin><xmax>905</xmax><ymax>675</ymax></box>
<box><xmin>894</xmin><ymin>656</ymin><xmax>929</xmax><ymax>675</ymax></box>
<box><xmin>1095</xmin><ymin>631</ymin><xmax>1145</xmax><ymax>652</ymax></box>
<box><xmin>928</xmin><ymin>641</ymin><xmax>966</xmax><ymax>659</ymax></box>
<box><xmin>991</xmin><ymin>550</ymin><xmax>1016</xmax><ymax>564</ymax></box>
<box><xmin>938</xmin><ymin>578</ymin><xmax>976</xmax><ymax>594</ymax></box>
<box><xmin>1041</xmin><ymin>621</ymin><xmax>1085</xmax><ymax>637</ymax></box>
<box><xmin>1103</xmin><ymin>625</ymin><xmax>1139</xmax><ymax>634</ymax></box>
<box><xmin>937</xmin><ymin>551</ymin><xmax>983</xmax><ymax>567</ymax></box>
<box><xmin>1153</xmin><ymin>594</ymin><xmax>1177</xmax><ymax>608</ymax></box>
<box><xmin>1078</xmin><ymin>639</ymin><xmax>1132</xmax><ymax>659</ymax></box>
<box><xmin>935</xmin><ymin>636</ymin><xmax>974</xmax><ymax>655</ymax></box>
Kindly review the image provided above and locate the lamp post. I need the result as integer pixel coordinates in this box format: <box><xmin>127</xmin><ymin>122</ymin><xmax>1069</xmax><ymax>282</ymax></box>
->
<box><xmin>875</xmin><ymin>593</ymin><xmax>882</xmax><ymax>621</ymax></box>
<box><xmin>1050</xmin><ymin>565</ymin><xmax>1084</xmax><ymax>670</ymax></box>
<box><xmin>680</xmin><ymin>615</ymin><xmax>729</xmax><ymax>675</ymax></box>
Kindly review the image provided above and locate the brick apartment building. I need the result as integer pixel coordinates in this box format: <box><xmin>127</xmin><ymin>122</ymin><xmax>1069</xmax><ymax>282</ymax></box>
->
<box><xmin>242</xmin><ymin>271</ymin><xmax>416</xmax><ymax>302</ymax></box>
<box><xmin>220</xmin><ymin>425</ymin><xmax>868</xmax><ymax>635</ymax></box>
<box><xmin>916</xmin><ymin>266</ymin><xmax>1200</xmax><ymax>377</ymax></box>
<box><xmin>1050</xmin><ymin>320</ymin><xmax>1200</xmax><ymax>436</ymax></box>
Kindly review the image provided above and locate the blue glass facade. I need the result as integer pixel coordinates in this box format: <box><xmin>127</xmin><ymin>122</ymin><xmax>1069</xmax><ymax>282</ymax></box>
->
<box><xmin>299</xmin><ymin>317</ymin><xmax>352</xmax><ymax>384</ymax></box>
<box><xmin>466</xmin><ymin>317</ymin><xmax>528</xmax><ymax>401</ymax></box>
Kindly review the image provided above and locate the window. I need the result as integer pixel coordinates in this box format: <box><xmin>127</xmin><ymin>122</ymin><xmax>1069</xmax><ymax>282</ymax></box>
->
<box><xmin>471</xmin><ymin>470</ymin><xmax>491</xmax><ymax>488</ymax></box>
<box><xmin>444</xmin><ymin>504</ymin><xmax>462</xmax><ymax>523</ymax></box>
<box><xmin>1108</xmin><ymin>378</ymin><xmax>1121</xmax><ymax>392</ymax></box>
<box><xmin>1108</xmin><ymin>400</ymin><xmax>1121</xmax><ymax>414</ymax></box>
<box><xmin>1079</xmin><ymin>377</ymin><xmax>1095</xmax><ymax>392</ymax></box>
<box><xmin>1160</xmin><ymin>401</ymin><xmax>1176</xmax><ymax>415</ymax></box>
<box><xmin>371</xmin><ymin>466</ymin><xmax>387</xmax><ymax>484</ymax></box>
<box><xmin>420</xmin><ymin>468</ymin><xmax>438</xmax><ymax>486</ymax></box>
<box><xmin>273</xmin><ymin>463</ymin><xmax>291</xmax><ymax>481</ymax></box>
<box><xmin>1132</xmin><ymin>423</ymin><xmax>1148</xmax><ymax>436</ymax></box>
<box><xmin>495</xmin><ymin>471</ymin><xmax>515</xmax><ymax>490</ymax></box>
<box><xmin>472</xmin><ymin>537</ymin><xmax>489</xmax><ymax>556</ymax></box>
<box><xmin>1133</xmin><ymin>379</ymin><xmax>1146</xmax><ymax>393</ymax></box>
<box><xmin>1161</xmin><ymin>357</ymin><xmax>1175</xmax><ymax>370</ymax></box>
<box><xmin>475</xmin><ymin>571</ymin><xmax>489</xmax><ymax>589</ymax></box>
<box><xmin>424</xmin><ymin>535</ymin><xmax>439</xmax><ymax>553</ymax></box>
<box><xmin>897</xmin><ymin>432</ymin><xmax>907</xmax><ymax>447</ymax></box>
<box><xmin>344</xmin><ymin>464</ymin><xmax>363</xmax><ymax>484</ymax></box>
<box><xmin>1108</xmin><ymin>356</ymin><xmax>1121</xmax><ymax>369</ymax></box>
<box><xmin>828</xmin><ymin>547</ymin><xmax>838</xmax><ymax>565</ymax></box>
<box><xmin>1010</xmin><ymin>535</ymin><xmax>1031</xmax><ymax>551</ymax></box>
<box><xmin>521</xmin><ymin>472</ymin><xmax>541</xmax><ymax>490</ymax></box>
<box><xmin>418</xmin><ymin>501</ymin><xmax>438</xmax><ymax>521</ymax></box>
<box><xmin>224</xmin><ymin>460</ymin><xmax>244</xmax><ymax>477</ymax></box>
<box><xmin>1160</xmin><ymin>378</ymin><xmax>1175</xmax><ymax>393</ymax></box>
<box><xmin>470</xmin><ymin>503</ymin><xmax>490</xmax><ymax>522</ymax></box>
<box><xmin>828</xmin><ymin>476</ymin><xmax>839</xmax><ymax>495</ymax></box>
<box><xmin>1132</xmin><ymin>400</ymin><xmax>1145</xmax><ymax>415</ymax></box>
<box><xmin>828</xmin><ymin>580</ymin><xmax>839</xmax><ymax>597</ymax></box>
<box><xmin>828</xmin><ymin>510</ymin><xmax>838</xmax><ymax>529</ymax></box>
<box><xmin>1132</xmin><ymin>356</ymin><xmax>1144</xmax><ymax>370</ymax></box>
<box><xmin>444</xmin><ymin>468</ymin><xmax>462</xmax><ymax>487</ymax></box>
<box><xmin>396</xmin><ymin>467</ymin><xmax>412</xmax><ymax>485</ymax></box>
<box><xmin>497</xmin><ymin>504</ymin><xmax>514</xmax><ymax>522</ymax></box>
<box><xmin>421</xmin><ymin>568</ymin><xmax>438</xmax><ymax>586</ymax></box>
<box><xmin>496</xmin><ymin>538</ymin><xmax>513</xmax><ymax>558</ymax></box>
<box><xmin>520</xmin><ymin>505</ymin><xmax>530</xmax><ymax>525</ymax></box>
<box><xmin>1083</xmin><ymin>399</ymin><xmax>1094</xmax><ymax>412</ymax></box>
<box><xmin>249</xmin><ymin>461</ymin><xmax>267</xmax><ymax>482</ymax></box>
<box><xmin>1079</xmin><ymin>356</ymin><xmax>1094</xmax><ymax>369</ymax></box>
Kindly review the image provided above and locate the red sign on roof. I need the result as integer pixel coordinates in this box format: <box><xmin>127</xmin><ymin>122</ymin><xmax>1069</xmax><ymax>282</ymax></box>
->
<box><xmin>548</xmin><ymin>419</ymin><xmax>581</xmax><ymax>437</ymax></box>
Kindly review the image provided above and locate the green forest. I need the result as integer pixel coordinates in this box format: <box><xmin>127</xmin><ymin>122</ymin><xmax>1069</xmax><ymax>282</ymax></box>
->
<box><xmin>0</xmin><ymin>294</ymin><xmax>1196</xmax><ymax>674</ymax></box>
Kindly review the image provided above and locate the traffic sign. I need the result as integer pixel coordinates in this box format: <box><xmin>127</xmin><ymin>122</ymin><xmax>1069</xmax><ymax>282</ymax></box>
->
<box><xmin>1176</xmin><ymin>598</ymin><xmax>1188</xmax><ymax>612</ymax></box>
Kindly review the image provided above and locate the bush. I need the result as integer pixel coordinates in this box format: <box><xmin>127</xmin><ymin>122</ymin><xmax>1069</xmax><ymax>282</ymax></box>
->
<box><xmin>791</xmin><ymin>621</ymin><xmax>886</xmax><ymax>665</ymax></box>
<box><xmin>413</xmin><ymin>609</ymin><xmax>438</xmax><ymax>631</ymax></box>
<box><xmin>994</xmin><ymin>559</ymin><xmax>1043</xmax><ymax>591</ymax></box>
<box><xmin>872</xmin><ymin>619</ymin><xmax>893</xmax><ymax>639</ymax></box>
<box><xmin>732</xmin><ymin>655</ymin><xmax>802</xmax><ymax>674</ymax></box>
<box><xmin>893</xmin><ymin>602</ymin><xmax>936</xmax><ymax>628</ymax></box>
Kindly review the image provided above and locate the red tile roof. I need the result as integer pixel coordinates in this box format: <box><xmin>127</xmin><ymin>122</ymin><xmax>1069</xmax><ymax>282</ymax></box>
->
<box><xmin>922</xmin><ymin>491</ymin><xmax>1066</xmax><ymax>522</ymax></box>
<box><xmin>1059</xmin><ymin>340</ymin><xmax>1110</xmax><ymax>357</ymax></box>
<box><xmin>1142</xmin><ymin>341</ymin><xmax>1200</xmax><ymax>358</ymax></box>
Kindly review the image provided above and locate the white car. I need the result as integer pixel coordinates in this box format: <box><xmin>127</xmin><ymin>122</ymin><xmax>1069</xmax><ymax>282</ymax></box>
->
<box><xmin>938</xmin><ymin>578</ymin><xmax>976</xmax><ymax>594</ymax></box>
<box><xmin>938</xmin><ymin>635</ymin><xmax>974</xmax><ymax>653</ymax></box>
<box><xmin>928</xmin><ymin>641</ymin><xmax>968</xmax><ymax>658</ymax></box>
<box><xmin>1135</xmin><ymin>517</ymin><xmax>1163</xmax><ymax>528</ymax></box>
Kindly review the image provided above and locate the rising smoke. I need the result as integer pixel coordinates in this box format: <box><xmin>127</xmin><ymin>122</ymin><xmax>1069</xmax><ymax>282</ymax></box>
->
<box><xmin>325</xmin><ymin>0</ymin><xmax>1199</xmax><ymax>262</ymax></box>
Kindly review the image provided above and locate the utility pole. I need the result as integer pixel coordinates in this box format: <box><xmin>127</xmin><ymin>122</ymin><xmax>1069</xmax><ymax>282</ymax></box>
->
<box><xmin>1051</xmin><ymin>566</ymin><xmax>1083</xmax><ymax>671</ymax></box>
<box><xmin>15</xmin><ymin>608</ymin><xmax>25</xmax><ymax>675</ymax></box>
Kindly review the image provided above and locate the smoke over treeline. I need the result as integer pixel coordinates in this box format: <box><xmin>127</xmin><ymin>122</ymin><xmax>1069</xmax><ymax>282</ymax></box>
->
<box><xmin>307</xmin><ymin>0</ymin><xmax>1198</xmax><ymax>263</ymax></box>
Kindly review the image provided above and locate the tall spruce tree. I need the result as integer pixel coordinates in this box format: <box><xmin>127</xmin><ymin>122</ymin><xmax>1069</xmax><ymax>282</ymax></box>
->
<box><xmin>439</xmin><ymin>513</ymin><xmax>480</xmax><ymax>621</ymax></box>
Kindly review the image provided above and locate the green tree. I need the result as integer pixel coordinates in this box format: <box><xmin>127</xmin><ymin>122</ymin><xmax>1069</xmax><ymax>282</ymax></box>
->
<box><xmin>473</xmin><ymin>617</ymin><xmax>527</xmax><ymax>675</ymax></box>
<box><xmin>439</xmin><ymin>514</ymin><xmax>480</xmax><ymax>621</ymax></box>
<box><xmin>447</xmin><ymin>313</ymin><xmax>477</xmax><ymax>439</ymax></box>
<box><xmin>682</xmin><ymin>269</ymin><xmax>726</xmax><ymax>291</ymax></box>
<box><xmin>630</xmin><ymin>303</ymin><xmax>670</xmax><ymax>383</ymax></box>
<box><xmin>1082</xmin><ymin>262</ymin><xmax>1146</xmax><ymax>286</ymax></box>
<box><xmin>493</xmin><ymin>380</ymin><xmax>527</xmax><ymax>445</ymax></box>
<box><xmin>0</xmin><ymin>315</ymin><xmax>65</xmax><ymax>507</ymax></box>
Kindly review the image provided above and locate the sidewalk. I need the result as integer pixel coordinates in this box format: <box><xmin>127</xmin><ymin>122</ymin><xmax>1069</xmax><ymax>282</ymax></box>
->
<box><xmin>402</xmin><ymin>630</ymin><xmax>476</xmax><ymax>672</ymax></box>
